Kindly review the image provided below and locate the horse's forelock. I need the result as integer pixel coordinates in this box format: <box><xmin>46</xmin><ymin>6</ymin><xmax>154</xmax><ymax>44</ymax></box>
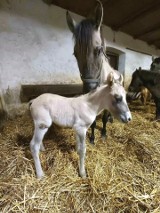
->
<box><xmin>73</xmin><ymin>19</ymin><xmax>103</xmax><ymax>54</ymax></box>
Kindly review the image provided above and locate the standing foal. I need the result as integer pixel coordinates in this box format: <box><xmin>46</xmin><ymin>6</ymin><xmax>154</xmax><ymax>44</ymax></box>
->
<box><xmin>30</xmin><ymin>73</ymin><xmax>131</xmax><ymax>179</ymax></box>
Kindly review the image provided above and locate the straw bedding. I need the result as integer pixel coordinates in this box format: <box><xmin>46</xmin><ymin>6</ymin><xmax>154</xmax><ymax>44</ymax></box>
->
<box><xmin>0</xmin><ymin>100</ymin><xmax>160</xmax><ymax>213</ymax></box>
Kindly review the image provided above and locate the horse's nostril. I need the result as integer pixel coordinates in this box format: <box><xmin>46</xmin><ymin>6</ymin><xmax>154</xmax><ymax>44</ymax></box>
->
<box><xmin>128</xmin><ymin>117</ymin><xmax>131</xmax><ymax>121</ymax></box>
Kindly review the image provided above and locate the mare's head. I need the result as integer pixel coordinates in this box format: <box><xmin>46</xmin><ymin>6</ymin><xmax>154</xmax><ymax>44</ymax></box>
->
<box><xmin>150</xmin><ymin>57</ymin><xmax>160</xmax><ymax>71</ymax></box>
<box><xmin>128</xmin><ymin>69</ymin><xmax>143</xmax><ymax>93</ymax></box>
<box><xmin>106</xmin><ymin>73</ymin><xmax>132</xmax><ymax>123</ymax></box>
<box><xmin>66</xmin><ymin>1</ymin><xmax>105</xmax><ymax>92</ymax></box>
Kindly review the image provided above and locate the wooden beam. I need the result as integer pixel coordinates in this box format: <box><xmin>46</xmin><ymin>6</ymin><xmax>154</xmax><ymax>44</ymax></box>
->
<box><xmin>42</xmin><ymin>0</ymin><xmax>54</xmax><ymax>5</ymax></box>
<box><xmin>148</xmin><ymin>38</ymin><xmax>160</xmax><ymax>45</ymax></box>
<box><xmin>113</xmin><ymin>2</ymin><xmax>160</xmax><ymax>31</ymax></box>
<box><xmin>134</xmin><ymin>24</ymin><xmax>160</xmax><ymax>39</ymax></box>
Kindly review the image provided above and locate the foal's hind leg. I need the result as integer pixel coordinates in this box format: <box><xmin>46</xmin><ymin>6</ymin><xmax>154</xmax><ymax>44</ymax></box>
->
<box><xmin>75</xmin><ymin>128</ymin><xmax>87</xmax><ymax>178</ymax></box>
<box><xmin>30</xmin><ymin>123</ymin><xmax>50</xmax><ymax>178</ymax></box>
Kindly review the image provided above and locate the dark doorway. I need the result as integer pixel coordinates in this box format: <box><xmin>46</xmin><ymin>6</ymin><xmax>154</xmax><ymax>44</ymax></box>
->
<box><xmin>106</xmin><ymin>52</ymin><xmax>119</xmax><ymax>70</ymax></box>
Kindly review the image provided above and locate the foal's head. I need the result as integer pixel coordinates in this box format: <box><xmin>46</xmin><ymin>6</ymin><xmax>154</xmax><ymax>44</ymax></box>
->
<box><xmin>66</xmin><ymin>1</ymin><xmax>105</xmax><ymax>92</ymax></box>
<box><xmin>107</xmin><ymin>73</ymin><xmax>132</xmax><ymax>123</ymax></box>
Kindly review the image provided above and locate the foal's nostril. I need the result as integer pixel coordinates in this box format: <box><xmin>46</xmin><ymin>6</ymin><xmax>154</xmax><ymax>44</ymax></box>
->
<box><xmin>128</xmin><ymin>117</ymin><xmax>131</xmax><ymax>122</ymax></box>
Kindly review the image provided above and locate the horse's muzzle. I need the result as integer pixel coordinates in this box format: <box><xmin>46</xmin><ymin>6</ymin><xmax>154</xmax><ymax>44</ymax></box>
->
<box><xmin>83</xmin><ymin>80</ymin><xmax>100</xmax><ymax>93</ymax></box>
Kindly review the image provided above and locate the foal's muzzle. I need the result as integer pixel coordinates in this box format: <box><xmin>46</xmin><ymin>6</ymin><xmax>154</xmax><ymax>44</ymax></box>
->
<box><xmin>120</xmin><ymin>111</ymin><xmax>132</xmax><ymax>123</ymax></box>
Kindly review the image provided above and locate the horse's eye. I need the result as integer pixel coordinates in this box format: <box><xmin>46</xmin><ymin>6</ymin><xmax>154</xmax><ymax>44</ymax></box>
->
<box><xmin>115</xmin><ymin>95</ymin><xmax>122</xmax><ymax>103</ymax></box>
<box><xmin>94</xmin><ymin>46</ymin><xmax>102</xmax><ymax>56</ymax></box>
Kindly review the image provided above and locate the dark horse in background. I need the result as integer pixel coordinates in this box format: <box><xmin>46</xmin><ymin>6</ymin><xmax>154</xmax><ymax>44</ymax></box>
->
<box><xmin>150</xmin><ymin>56</ymin><xmax>160</xmax><ymax>71</ymax></box>
<box><xmin>128</xmin><ymin>69</ymin><xmax>160</xmax><ymax>120</ymax></box>
<box><xmin>127</xmin><ymin>56</ymin><xmax>160</xmax><ymax>104</ymax></box>
<box><xmin>66</xmin><ymin>0</ymin><xmax>124</xmax><ymax>144</ymax></box>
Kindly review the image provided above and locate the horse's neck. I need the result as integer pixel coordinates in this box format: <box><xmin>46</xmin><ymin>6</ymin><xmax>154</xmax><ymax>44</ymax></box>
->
<box><xmin>100</xmin><ymin>57</ymin><xmax>120</xmax><ymax>84</ymax></box>
<box><xmin>85</xmin><ymin>85</ymin><xmax>109</xmax><ymax>114</ymax></box>
<box><xmin>139</xmin><ymin>71</ymin><xmax>153</xmax><ymax>85</ymax></box>
<box><xmin>139</xmin><ymin>71</ymin><xmax>157</xmax><ymax>93</ymax></box>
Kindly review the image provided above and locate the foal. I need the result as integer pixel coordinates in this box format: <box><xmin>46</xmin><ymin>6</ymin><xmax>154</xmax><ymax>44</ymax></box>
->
<box><xmin>30</xmin><ymin>73</ymin><xmax>131</xmax><ymax>179</ymax></box>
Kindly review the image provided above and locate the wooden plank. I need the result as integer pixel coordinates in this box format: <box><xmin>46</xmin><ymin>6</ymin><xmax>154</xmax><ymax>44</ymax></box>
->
<box><xmin>20</xmin><ymin>84</ymin><xmax>83</xmax><ymax>102</ymax></box>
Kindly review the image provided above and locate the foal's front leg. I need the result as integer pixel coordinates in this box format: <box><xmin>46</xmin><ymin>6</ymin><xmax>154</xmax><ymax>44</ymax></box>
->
<box><xmin>76</xmin><ymin>128</ymin><xmax>87</xmax><ymax>178</ymax></box>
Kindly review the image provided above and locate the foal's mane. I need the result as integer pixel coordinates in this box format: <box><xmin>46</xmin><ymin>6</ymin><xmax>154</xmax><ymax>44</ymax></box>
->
<box><xmin>73</xmin><ymin>18</ymin><xmax>104</xmax><ymax>54</ymax></box>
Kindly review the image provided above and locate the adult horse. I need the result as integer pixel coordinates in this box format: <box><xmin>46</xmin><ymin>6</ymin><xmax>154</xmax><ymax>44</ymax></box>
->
<box><xmin>127</xmin><ymin>67</ymin><xmax>151</xmax><ymax>105</ymax></box>
<box><xmin>128</xmin><ymin>69</ymin><xmax>160</xmax><ymax>120</ymax></box>
<box><xmin>66</xmin><ymin>0</ymin><xmax>122</xmax><ymax>144</ymax></box>
<box><xmin>150</xmin><ymin>56</ymin><xmax>160</xmax><ymax>71</ymax></box>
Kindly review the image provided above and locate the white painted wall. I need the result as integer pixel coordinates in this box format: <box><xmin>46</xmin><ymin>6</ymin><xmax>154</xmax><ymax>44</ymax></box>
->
<box><xmin>103</xmin><ymin>28</ymin><xmax>159</xmax><ymax>86</ymax></box>
<box><xmin>0</xmin><ymin>0</ymin><xmax>160</xmax><ymax>115</ymax></box>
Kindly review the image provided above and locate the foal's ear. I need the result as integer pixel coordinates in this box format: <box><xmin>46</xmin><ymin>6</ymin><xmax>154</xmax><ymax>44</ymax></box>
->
<box><xmin>107</xmin><ymin>72</ymin><xmax>115</xmax><ymax>87</ymax></box>
<box><xmin>94</xmin><ymin>0</ymin><xmax>103</xmax><ymax>30</ymax></box>
<box><xmin>66</xmin><ymin>11</ymin><xmax>76</xmax><ymax>34</ymax></box>
<box><xmin>118</xmin><ymin>74</ymin><xmax>123</xmax><ymax>85</ymax></box>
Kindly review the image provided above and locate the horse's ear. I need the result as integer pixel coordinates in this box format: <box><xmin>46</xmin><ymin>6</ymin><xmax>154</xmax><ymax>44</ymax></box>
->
<box><xmin>66</xmin><ymin>11</ymin><xmax>76</xmax><ymax>34</ymax></box>
<box><xmin>139</xmin><ymin>67</ymin><xmax>142</xmax><ymax>71</ymax></box>
<box><xmin>94</xmin><ymin>0</ymin><xmax>103</xmax><ymax>30</ymax></box>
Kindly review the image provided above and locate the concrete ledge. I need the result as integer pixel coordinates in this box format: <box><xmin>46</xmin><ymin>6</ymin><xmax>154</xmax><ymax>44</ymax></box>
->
<box><xmin>20</xmin><ymin>84</ymin><xmax>83</xmax><ymax>102</ymax></box>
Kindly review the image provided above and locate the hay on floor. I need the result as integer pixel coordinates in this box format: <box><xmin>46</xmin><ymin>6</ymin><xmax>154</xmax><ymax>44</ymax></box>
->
<box><xmin>0</xmin><ymin>100</ymin><xmax>160</xmax><ymax>212</ymax></box>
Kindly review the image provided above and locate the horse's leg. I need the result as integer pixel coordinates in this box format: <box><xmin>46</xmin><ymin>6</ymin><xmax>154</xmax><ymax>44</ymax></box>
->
<box><xmin>108</xmin><ymin>112</ymin><xmax>114</xmax><ymax>123</ymax></box>
<box><xmin>75</xmin><ymin>128</ymin><xmax>87</xmax><ymax>178</ymax></box>
<box><xmin>90</xmin><ymin>119</ymin><xmax>96</xmax><ymax>144</ymax></box>
<box><xmin>101</xmin><ymin>110</ymin><xmax>113</xmax><ymax>140</ymax></box>
<box><xmin>101</xmin><ymin>110</ymin><xmax>108</xmax><ymax>140</ymax></box>
<box><xmin>30</xmin><ymin>122</ymin><xmax>50</xmax><ymax>178</ymax></box>
<box><xmin>154</xmin><ymin>98</ymin><xmax>160</xmax><ymax>120</ymax></box>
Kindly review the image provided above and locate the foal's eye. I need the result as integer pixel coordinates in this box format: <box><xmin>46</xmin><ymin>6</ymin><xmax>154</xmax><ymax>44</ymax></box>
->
<box><xmin>115</xmin><ymin>95</ymin><xmax>122</xmax><ymax>103</ymax></box>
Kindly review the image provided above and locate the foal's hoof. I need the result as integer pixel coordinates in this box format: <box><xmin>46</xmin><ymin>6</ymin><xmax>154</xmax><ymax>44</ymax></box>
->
<box><xmin>80</xmin><ymin>172</ymin><xmax>87</xmax><ymax>179</ymax></box>
<box><xmin>37</xmin><ymin>172</ymin><xmax>45</xmax><ymax>179</ymax></box>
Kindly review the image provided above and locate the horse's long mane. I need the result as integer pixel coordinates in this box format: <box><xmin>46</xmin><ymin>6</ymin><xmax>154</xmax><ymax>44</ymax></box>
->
<box><xmin>73</xmin><ymin>19</ymin><xmax>104</xmax><ymax>54</ymax></box>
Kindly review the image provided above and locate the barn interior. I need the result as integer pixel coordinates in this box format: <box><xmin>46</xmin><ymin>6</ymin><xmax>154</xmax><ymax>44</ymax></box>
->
<box><xmin>43</xmin><ymin>0</ymin><xmax>160</xmax><ymax>49</ymax></box>
<box><xmin>0</xmin><ymin>1</ymin><xmax>160</xmax><ymax>212</ymax></box>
